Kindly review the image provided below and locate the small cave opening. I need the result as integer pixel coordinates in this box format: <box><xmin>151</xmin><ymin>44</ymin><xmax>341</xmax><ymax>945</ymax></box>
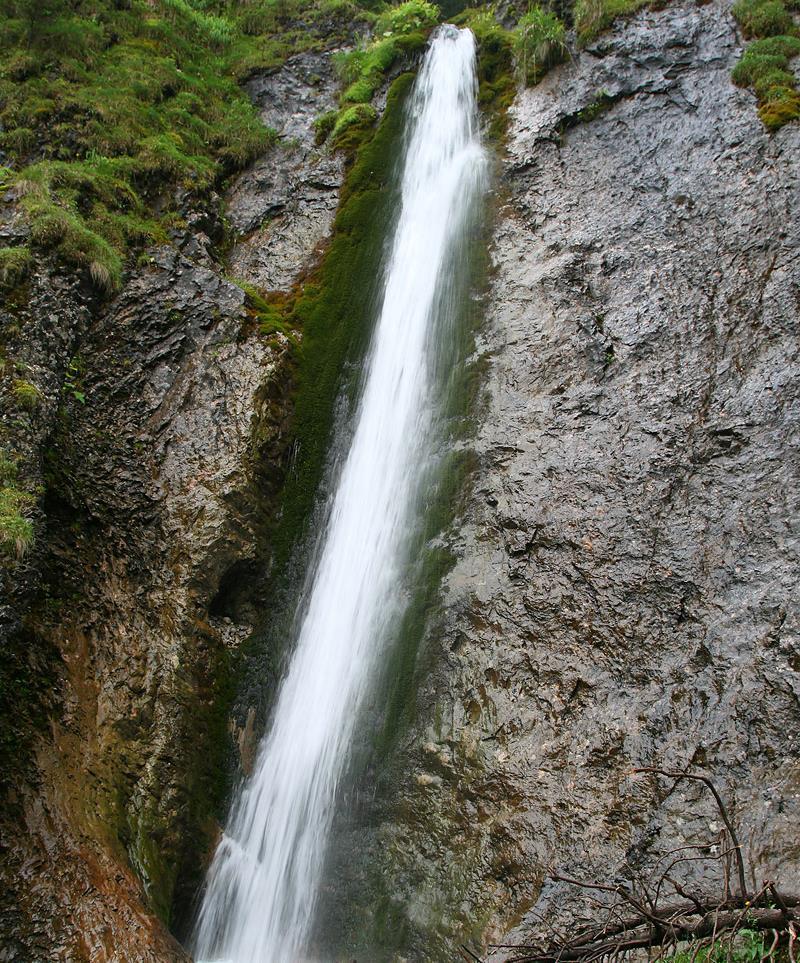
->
<box><xmin>208</xmin><ymin>559</ymin><xmax>264</xmax><ymax>626</ymax></box>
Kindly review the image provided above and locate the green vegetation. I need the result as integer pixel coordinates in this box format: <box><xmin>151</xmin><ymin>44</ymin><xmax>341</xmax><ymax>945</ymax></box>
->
<box><xmin>513</xmin><ymin>6</ymin><xmax>567</xmax><ymax>84</ymax></box>
<box><xmin>666</xmin><ymin>929</ymin><xmax>774</xmax><ymax>963</ymax></box>
<box><xmin>452</xmin><ymin>9</ymin><xmax>514</xmax><ymax>139</ymax></box>
<box><xmin>0</xmin><ymin>0</ymin><xmax>372</xmax><ymax>290</ymax></box>
<box><xmin>11</xmin><ymin>377</ymin><xmax>42</xmax><ymax>410</ymax></box>
<box><xmin>573</xmin><ymin>0</ymin><xmax>651</xmax><ymax>46</ymax></box>
<box><xmin>320</xmin><ymin>0</ymin><xmax>438</xmax><ymax>149</ymax></box>
<box><xmin>0</xmin><ymin>244</ymin><xmax>32</xmax><ymax>289</ymax></box>
<box><xmin>237</xmin><ymin>279</ymin><xmax>298</xmax><ymax>340</ymax></box>
<box><xmin>331</xmin><ymin>103</ymin><xmax>380</xmax><ymax>151</ymax></box>
<box><xmin>732</xmin><ymin>0</ymin><xmax>796</xmax><ymax>37</ymax></box>
<box><xmin>577</xmin><ymin>86</ymin><xmax>615</xmax><ymax>121</ymax></box>
<box><xmin>731</xmin><ymin>2</ymin><xmax>800</xmax><ymax>131</ymax></box>
<box><xmin>0</xmin><ymin>451</ymin><xmax>34</xmax><ymax>560</ymax></box>
<box><xmin>269</xmin><ymin>72</ymin><xmax>415</xmax><ymax>565</ymax></box>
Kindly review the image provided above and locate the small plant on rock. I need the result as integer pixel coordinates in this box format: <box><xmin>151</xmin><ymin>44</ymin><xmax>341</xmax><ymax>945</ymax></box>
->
<box><xmin>0</xmin><ymin>246</ymin><xmax>32</xmax><ymax>289</ymax></box>
<box><xmin>514</xmin><ymin>7</ymin><xmax>567</xmax><ymax>84</ymax></box>
<box><xmin>0</xmin><ymin>452</ymin><xmax>35</xmax><ymax>561</ymax></box>
<box><xmin>573</xmin><ymin>0</ymin><xmax>651</xmax><ymax>46</ymax></box>
<box><xmin>11</xmin><ymin>378</ymin><xmax>42</xmax><ymax>410</ymax></box>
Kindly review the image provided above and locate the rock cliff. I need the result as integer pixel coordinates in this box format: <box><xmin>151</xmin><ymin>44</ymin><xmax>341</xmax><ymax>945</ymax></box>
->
<box><xmin>359</xmin><ymin>0</ymin><xmax>800</xmax><ymax>957</ymax></box>
<box><xmin>0</xmin><ymin>50</ymin><xmax>346</xmax><ymax>960</ymax></box>
<box><xmin>1</xmin><ymin>0</ymin><xmax>799</xmax><ymax>959</ymax></box>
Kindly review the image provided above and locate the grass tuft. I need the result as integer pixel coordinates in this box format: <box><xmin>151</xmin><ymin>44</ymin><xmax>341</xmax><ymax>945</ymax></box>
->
<box><xmin>0</xmin><ymin>245</ymin><xmax>32</xmax><ymax>289</ymax></box>
<box><xmin>327</xmin><ymin>0</ymin><xmax>438</xmax><ymax>151</ymax></box>
<box><xmin>732</xmin><ymin>0</ymin><xmax>795</xmax><ymax>36</ymax></box>
<box><xmin>0</xmin><ymin>0</ymin><xmax>373</xmax><ymax>291</ymax></box>
<box><xmin>513</xmin><ymin>6</ymin><xmax>567</xmax><ymax>84</ymax></box>
<box><xmin>573</xmin><ymin>0</ymin><xmax>651</xmax><ymax>45</ymax></box>
<box><xmin>0</xmin><ymin>451</ymin><xmax>35</xmax><ymax>561</ymax></box>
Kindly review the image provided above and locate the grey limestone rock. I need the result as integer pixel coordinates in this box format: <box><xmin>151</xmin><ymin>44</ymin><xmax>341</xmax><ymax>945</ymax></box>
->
<box><xmin>366</xmin><ymin>1</ymin><xmax>800</xmax><ymax>957</ymax></box>
<box><xmin>226</xmin><ymin>51</ymin><xmax>346</xmax><ymax>291</ymax></box>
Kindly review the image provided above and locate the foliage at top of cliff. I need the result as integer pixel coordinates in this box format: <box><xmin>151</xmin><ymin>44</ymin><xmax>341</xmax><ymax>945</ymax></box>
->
<box><xmin>0</xmin><ymin>0</ymin><xmax>374</xmax><ymax>289</ymax></box>
<box><xmin>731</xmin><ymin>0</ymin><xmax>800</xmax><ymax>129</ymax></box>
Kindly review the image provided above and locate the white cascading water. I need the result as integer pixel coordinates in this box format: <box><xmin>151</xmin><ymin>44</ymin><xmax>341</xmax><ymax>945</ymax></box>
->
<box><xmin>193</xmin><ymin>26</ymin><xmax>486</xmax><ymax>963</ymax></box>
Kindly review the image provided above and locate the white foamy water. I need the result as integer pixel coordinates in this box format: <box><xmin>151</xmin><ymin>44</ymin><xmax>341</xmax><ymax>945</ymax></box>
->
<box><xmin>192</xmin><ymin>26</ymin><xmax>486</xmax><ymax>963</ymax></box>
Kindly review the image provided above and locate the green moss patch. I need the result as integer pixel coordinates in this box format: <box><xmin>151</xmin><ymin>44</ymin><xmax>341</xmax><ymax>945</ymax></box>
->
<box><xmin>0</xmin><ymin>0</ymin><xmax>375</xmax><ymax>290</ymax></box>
<box><xmin>731</xmin><ymin>4</ymin><xmax>800</xmax><ymax>130</ymax></box>
<box><xmin>732</xmin><ymin>0</ymin><xmax>796</xmax><ymax>37</ymax></box>
<box><xmin>268</xmin><ymin>72</ymin><xmax>415</xmax><ymax>569</ymax></box>
<box><xmin>0</xmin><ymin>451</ymin><xmax>35</xmax><ymax>560</ymax></box>
<box><xmin>317</xmin><ymin>1</ymin><xmax>438</xmax><ymax>151</ymax></box>
<box><xmin>452</xmin><ymin>9</ymin><xmax>516</xmax><ymax>140</ymax></box>
<box><xmin>0</xmin><ymin>244</ymin><xmax>32</xmax><ymax>289</ymax></box>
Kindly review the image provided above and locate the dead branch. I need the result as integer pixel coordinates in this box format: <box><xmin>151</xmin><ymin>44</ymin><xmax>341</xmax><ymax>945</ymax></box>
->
<box><xmin>632</xmin><ymin>768</ymin><xmax>748</xmax><ymax>899</ymax></box>
<box><xmin>490</xmin><ymin>770</ymin><xmax>798</xmax><ymax>963</ymax></box>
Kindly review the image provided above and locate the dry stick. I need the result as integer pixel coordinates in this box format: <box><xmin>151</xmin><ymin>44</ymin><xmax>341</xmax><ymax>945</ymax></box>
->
<box><xmin>633</xmin><ymin>768</ymin><xmax>749</xmax><ymax>899</ymax></box>
<box><xmin>688</xmin><ymin>934</ymin><xmax>712</xmax><ymax>963</ymax></box>
<box><xmin>666</xmin><ymin>876</ymin><xmax>706</xmax><ymax>915</ymax></box>
<box><xmin>789</xmin><ymin>921</ymin><xmax>798</xmax><ymax>963</ymax></box>
<box><xmin>722</xmin><ymin>833</ymin><xmax>732</xmax><ymax>904</ymax></box>
<box><xmin>652</xmin><ymin>844</ymin><xmax>739</xmax><ymax>910</ymax></box>
<box><xmin>459</xmin><ymin>945</ymin><xmax>485</xmax><ymax>963</ymax></box>
<box><xmin>550</xmin><ymin>874</ymin><xmax>665</xmax><ymax>929</ymax></box>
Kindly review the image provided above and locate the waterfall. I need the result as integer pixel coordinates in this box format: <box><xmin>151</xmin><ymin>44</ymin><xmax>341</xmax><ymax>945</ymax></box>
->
<box><xmin>192</xmin><ymin>25</ymin><xmax>486</xmax><ymax>963</ymax></box>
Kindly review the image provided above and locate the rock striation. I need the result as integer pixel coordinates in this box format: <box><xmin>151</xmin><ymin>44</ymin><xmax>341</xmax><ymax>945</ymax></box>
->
<box><xmin>0</xmin><ymin>51</ymin><xmax>346</xmax><ymax>961</ymax></box>
<box><xmin>364</xmin><ymin>1</ymin><xmax>800</xmax><ymax>957</ymax></box>
<box><xmin>2</xmin><ymin>3</ymin><xmax>799</xmax><ymax>960</ymax></box>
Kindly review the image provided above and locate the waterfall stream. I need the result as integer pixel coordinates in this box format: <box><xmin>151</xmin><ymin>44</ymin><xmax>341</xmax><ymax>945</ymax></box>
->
<box><xmin>192</xmin><ymin>26</ymin><xmax>486</xmax><ymax>962</ymax></box>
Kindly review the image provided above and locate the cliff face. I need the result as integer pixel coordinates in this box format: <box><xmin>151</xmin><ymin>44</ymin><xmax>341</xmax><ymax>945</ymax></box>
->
<box><xmin>363</xmin><ymin>0</ymin><xmax>800</xmax><ymax>956</ymax></box>
<box><xmin>0</xmin><ymin>51</ymin><xmax>345</xmax><ymax>961</ymax></box>
<box><xmin>2</xmin><ymin>0</ymin><xmax>799</xmax><ymax>959</ymax></box>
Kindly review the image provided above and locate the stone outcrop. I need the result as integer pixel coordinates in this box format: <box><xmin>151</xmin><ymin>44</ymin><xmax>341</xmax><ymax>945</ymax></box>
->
<box><xmin>227</xmin><ymin>52</ymin><xmax>346</xmax><ymax>292</ymax></box>
<box><xmin>363</xmin><ymin>1</ymin><xmax>800</xmax><ymax>957</ymax></box>
<box><xmin>0</xmin><ymin>50</ymin><xmax>346</xmax><ymax>962</ymax></box>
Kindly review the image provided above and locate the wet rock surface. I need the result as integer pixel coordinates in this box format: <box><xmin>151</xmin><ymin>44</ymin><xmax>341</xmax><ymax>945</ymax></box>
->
<box><xmin>368</xmin><ymin>1</ymin><xmax>800</xmax><ymax>957</ymax></box>
<box><xmin>226</xmin><ymin>51</ymin><xmax>346</xmax><ymax>291</ymax></box>
<box><xmin>0</xmin><ymin>241</ymin><xmax>288</xmax><ymax>960</ymax></box>
<box><xmin>0</xmin><ymin>53</ymin><xmax>335</xmax><ymax>962</ymax></box>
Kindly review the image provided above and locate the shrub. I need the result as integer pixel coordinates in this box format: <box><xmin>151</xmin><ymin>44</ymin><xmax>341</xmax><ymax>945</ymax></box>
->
<box><xmin>374</xmin><ymin>0</ymin><xmax>438</xmax><ymax>36</ymax></box>
<box><xmin>513</xmin><ymin>6</ymin><xmax>567</xmax><ymax>84</ymax></box>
